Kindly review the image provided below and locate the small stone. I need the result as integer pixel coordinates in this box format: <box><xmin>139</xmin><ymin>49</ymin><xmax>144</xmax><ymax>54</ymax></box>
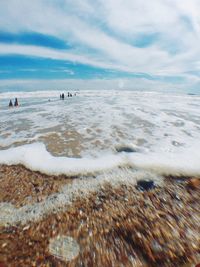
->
<box><xmin>136</xmin><ymin>180</ymin><xmax>155</xmax><ymax>191</ymax></box>
<box><xmin>188</xmin><ymin>178</ymin><xmax>200</xmax><ymax>190</ymax></box>
<box><xmin>172</xmin><ymin>141</ymin><xmax>183</xmax><ymax>147</ymax></box>
<box><xmin>116</xmin><ymin>145</ymin><xmax>137</xmax><ymax>153</ymax></box>
<box><xmin>151</xmin><ymin>241</ymin><xmax>163</xmax><ymax>253</ymax></box>
<box><xmin>2</xmin><ymin>243</ymin><xmax>7</xmax><ymax>248</ymax></box>
<box><xmin>79</xmin><ymin>210</ymin><xmax>83</xmax><ymax>215</ymax></box>
<box><xmin>23</xmin><ymin>225</ymin><xmax>30</xmax><ymax>231</ymax></box>
<box><xmin>171</xmin><ymin>193</ymin><xmax>181</xmax><ymax>201</ymax></box>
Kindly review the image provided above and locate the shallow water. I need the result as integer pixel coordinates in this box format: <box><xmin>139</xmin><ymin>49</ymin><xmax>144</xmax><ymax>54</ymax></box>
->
<box><xmin>0</xmin><ymin>90</ymin><xmax>200</xmax><ymax>176</ymax></box>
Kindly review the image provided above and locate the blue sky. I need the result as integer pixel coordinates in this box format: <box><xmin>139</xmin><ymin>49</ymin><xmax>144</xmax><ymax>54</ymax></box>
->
<box><xmin>0</xmin><ymin>0</ymin><xmax>200</xmax><ymax>92</ymax></box>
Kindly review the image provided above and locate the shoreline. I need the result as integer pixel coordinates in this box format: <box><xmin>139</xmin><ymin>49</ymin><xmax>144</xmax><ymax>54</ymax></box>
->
<box><xmin>0</xmin><ymin>164</ymin><xmax>73</xmax><ymax>207</ymax></box>
<box><xmin>0</xmin><ymin>164</ymin><xmax>199</xmax><ymax>266</ymax></box>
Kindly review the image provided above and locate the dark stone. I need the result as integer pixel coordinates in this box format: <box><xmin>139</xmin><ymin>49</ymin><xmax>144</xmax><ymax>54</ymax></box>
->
<box><xmin>171</xmin><ymin>193</ymin><xmax>181</xmax><ymax>201</ymax></box>
<box><xmin>116</xmin><ymin>146</ymin><xmax>137</xmax><ymax>153</ymax></box>
<box><xmin>136</xmin><ymin>180</ymin><xmax>155</xmax><ymax>191</ymax></box>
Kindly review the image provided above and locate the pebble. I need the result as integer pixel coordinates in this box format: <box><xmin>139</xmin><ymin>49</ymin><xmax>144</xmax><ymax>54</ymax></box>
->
<box><xmin>188</xmin><ymin>178</ymin><xmax>200</xmax><ymax>190</ymax></box>
<box><xmin>136</xmin><ymin>180</ymin><xmax>156</xmax><ymax>191</ymax></box>
<box><xmin>23</xmin><ymin>225</ymin><xmax>30</xmax><ymax>231</ymax></box>
<box><xmin>116</xmin><ymin>146</ymin><xmax>137</xmax><ymax>153</ymax></box>
<box><xmin>151</xmin><ymin>240</ymin><xmax>163</xmax><ymax>253</ymax></box>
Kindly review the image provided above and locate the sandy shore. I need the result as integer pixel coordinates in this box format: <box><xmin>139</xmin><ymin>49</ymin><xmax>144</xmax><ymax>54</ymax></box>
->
<box><xmin>0</xmin><ymin>164</ymin><xmax>72</xmax><ymax>207</ymax></box>
<box><xmin>0</xmin><ymin>165</ymin><xmax>199</xmax><ymax>266</ymax></box>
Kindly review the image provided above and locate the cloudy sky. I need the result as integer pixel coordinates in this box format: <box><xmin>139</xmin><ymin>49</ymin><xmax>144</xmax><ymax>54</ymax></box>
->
<box><xmin>0</xmin><ymin>0</ymin><xmax>200</xmax><ymax>92</ymax></box>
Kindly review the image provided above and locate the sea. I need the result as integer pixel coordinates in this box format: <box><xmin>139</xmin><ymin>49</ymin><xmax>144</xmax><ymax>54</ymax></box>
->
<box><xmin>0</xmin><ymin>89</ymin><xmax>200</xmax><ymax>177</ymax></box>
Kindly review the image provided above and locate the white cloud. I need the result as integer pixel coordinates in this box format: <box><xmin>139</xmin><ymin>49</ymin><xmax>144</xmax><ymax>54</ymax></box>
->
<box><xmin>0</xmin><ymin>0</ymin><xmax>200</xmax><ymax>90</ymax></box>
<box><xmin>0</xmin><ymin>78</ymin><xmax>192</xmax><ymax>93</ymax></box>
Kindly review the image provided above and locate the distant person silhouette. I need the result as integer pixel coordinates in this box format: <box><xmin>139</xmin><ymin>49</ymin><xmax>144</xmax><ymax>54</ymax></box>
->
<box><xmin>62</xmin><ymin>93</ymin><xmax>65</xmax><ymax>99</ymax></box>
<box><xmin>14</xmin><ymin>98</ymin><xmax>19</xmax><ymax>107</ymax></box>
<box><xmin>9</xmin><ymin>100</ymin><xmax>13</xmax><ymax>107</ymax></box>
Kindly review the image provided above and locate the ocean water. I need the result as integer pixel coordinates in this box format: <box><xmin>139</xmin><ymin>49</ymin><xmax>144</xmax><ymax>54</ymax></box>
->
<box><xmin>0</xmin><ymin>90</ymin><xmax>200</xmax><ymax>176</ymax></box>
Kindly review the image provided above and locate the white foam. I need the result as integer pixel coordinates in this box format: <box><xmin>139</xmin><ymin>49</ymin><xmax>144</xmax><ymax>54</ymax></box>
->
<box><xmin>0</xmin><ymin>168</ymin><xmax>162</xmax><ymax>226</ymax></box>
<box><xmin>0</xmin><ymin>143</ymin><xmax>126</xmax><ymax>176</ymax></box>
<box><xmin>0</xmin><ymin>142</ymin><xmax>200</xmax><ymax>176</ymax></box>
<box><xmin>128</xmin><ymin>147</ymin><xmax>200</xmax><ymax>176</ymax></box>
<box><xmin>1</xmin><ymin>90</ymin><xmax>200</xmax><ymax>159</ymax></box>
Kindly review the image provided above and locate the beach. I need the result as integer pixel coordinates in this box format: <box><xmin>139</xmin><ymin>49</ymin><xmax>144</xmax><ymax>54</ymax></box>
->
<box><xmin>0</xmin><ymin>90</ymin><xmax>200</xmax><ymax>266</ymax></box>
<box><xmin>1</xmin><ymin>0</ymin><xmax>200</xmax><ymax>265</ymax></box>
<box><xmin>0</xmin><ymin>164</ymin><xmax>199</xmax><ymax>266</ymax></box>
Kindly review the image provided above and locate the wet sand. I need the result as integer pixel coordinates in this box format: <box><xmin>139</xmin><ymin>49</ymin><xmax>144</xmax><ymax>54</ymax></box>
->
<box><xmin>0</xmin><ymin>165</ymin><xmax>72</xmax><ymax>207</ymax></box>
<box><xmin>0</xmin><ymin>165</ymin><xmax>199</xmax><ymax>266</ymax></box>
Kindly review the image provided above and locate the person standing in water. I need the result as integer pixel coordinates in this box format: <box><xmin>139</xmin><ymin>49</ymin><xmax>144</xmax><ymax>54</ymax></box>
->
<box><xmin>14</xmin><ymin>98</ymin><xmax>19</xmax><ymax>107</ymax></box>
<box><xmin>9</xmin><ymin>99</ymin><xmax>13</xmax><ymax>107</ymax></box>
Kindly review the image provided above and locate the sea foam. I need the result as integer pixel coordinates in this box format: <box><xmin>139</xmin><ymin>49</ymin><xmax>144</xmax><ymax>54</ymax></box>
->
<box><xmin>0</xmin><ymin>167</ymin><xmax>162</xmax><ymax>226</ymax></box>
<box><xmin>0</xmin><ymin>142</ymin><xmax>200</xmax><ymax>176</ymax></box>
<box><xmin>0</xmin><ymin>143</ymin><xmax>125</xmax><ymax>176</ymax></box>
<box><xmin>1</xmin><ymin>90</ymin><xmax>200</xmax><ymax>160</ymax></box>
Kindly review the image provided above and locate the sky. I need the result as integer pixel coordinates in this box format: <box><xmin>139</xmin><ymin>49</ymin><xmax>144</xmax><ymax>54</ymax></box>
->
<box><xmin>0</xmin><ymin>0</ymin><xmax>200</xmax><ymax>93</ymax></box>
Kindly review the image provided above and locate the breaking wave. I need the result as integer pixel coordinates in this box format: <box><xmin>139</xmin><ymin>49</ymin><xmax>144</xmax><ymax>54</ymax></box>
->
<box><xmin>0</xmin><ymin>142</ymin><xmax>200</xmax><ymax>176</ymax></box>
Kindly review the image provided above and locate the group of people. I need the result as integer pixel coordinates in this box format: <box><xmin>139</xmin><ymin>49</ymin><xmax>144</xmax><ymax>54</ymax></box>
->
<box><xmin>60</xmin><ymin>93</ymin><xmax>65</xmax><ymax>100</ymax></box>
<box><xmin>8</xmin><ymin>92</ymin><xmax>76</xmax><ymax>107</ymax></box>
<box><xmin>60</xmin><ymin>92</ymin><xmax>76</xmax><ymax>99</ymax></box>
<box><xmin>9</xmin><ymin>98</ymin><xmax>19</xmax><ymax>107</ymax></box>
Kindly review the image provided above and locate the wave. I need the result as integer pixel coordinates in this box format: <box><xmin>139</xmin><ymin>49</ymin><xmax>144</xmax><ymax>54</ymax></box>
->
<box><xmin>0</xmin><ymin>89</ymin><xmax>110</xmax><ymax>99</ymax></box>
<box><xmin>1</xmin><ymin>89</ymin><xmax>195</xmax><ymax>100</ymax></box>
<box><xmin>0</xmin><ymin>142</ymin><xmax>200</xmax><ymax>176</ymax></box>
